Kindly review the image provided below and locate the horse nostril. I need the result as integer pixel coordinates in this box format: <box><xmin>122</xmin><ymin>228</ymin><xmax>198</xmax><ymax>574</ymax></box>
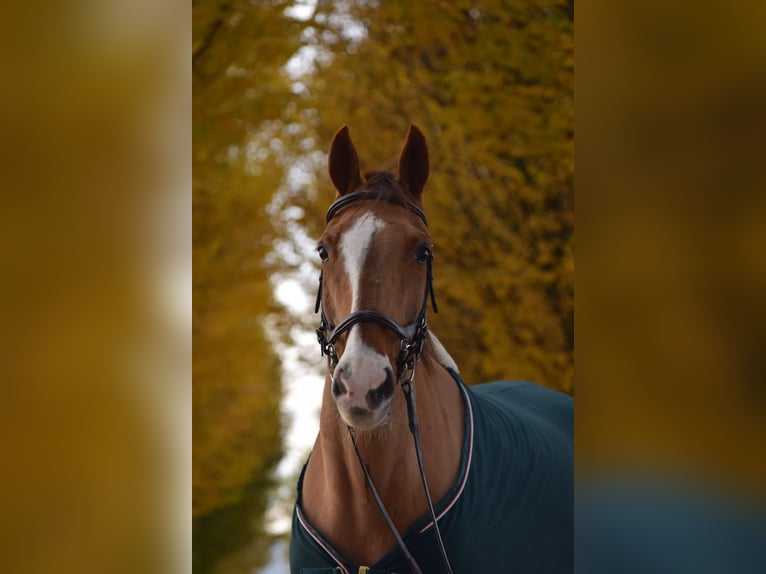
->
<box><xmin>333</xmin><ymin>363</ymin><xmax>352</xmax><ymax>397</ymax></box>
<box><xmin>365</xmin><ymin>367</ymin><xmax>394</xmax><ymax>410</ymax></box>
<box><xmin>332</xmin><ymin>375</ymin><xmax>347</xmax><ymax>398</ymax></box>
<box><xmin>334</xmin><ymin>363</ymin><xmax>351</xmax><ymax>382</ymax></box>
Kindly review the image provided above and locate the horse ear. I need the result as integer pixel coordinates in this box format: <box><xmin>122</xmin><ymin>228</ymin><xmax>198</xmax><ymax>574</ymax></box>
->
<box><xmin>398</xmin><ymin>124</ymin><xmax>429</xmax><ymax>198</ymax></box>
<box><xmin>328</xmin><ymin>126</ymin><xmax>363</xmax><ymax>196</ymax></box>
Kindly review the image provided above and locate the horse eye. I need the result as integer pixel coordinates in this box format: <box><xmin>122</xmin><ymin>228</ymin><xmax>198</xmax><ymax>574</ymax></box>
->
<box><xmin>414</xmin><ymin>243</ymin><xmax>431</xmax><ymax>264</ymax></box>
<box><xmin>317</xmin><ymin>245</ymin><xmax>329</xmax><ymax>262</ymax></box>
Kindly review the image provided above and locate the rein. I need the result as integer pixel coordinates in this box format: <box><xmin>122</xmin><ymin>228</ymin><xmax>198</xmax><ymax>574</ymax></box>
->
<box><xmin>314</xmin><ymin>190</ymin><xmax>454</xmax><ymax>574</ymax></box>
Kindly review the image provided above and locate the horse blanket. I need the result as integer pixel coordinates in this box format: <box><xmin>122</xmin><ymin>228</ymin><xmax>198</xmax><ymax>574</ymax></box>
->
<box><xmin>290</xmin><ymin>369</ymin><xmax>573</xmax><ymax>573</ymax></box>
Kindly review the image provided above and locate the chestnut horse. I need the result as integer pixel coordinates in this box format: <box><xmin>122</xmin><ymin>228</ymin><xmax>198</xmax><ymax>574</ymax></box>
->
<box><xmin>290</xmin><ymin>126</ymin><xmax>573</xmax><ymax>574</ymax></box>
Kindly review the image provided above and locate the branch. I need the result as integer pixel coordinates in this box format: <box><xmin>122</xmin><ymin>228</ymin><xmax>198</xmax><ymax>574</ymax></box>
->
<box><xmin>192</xmin><ymin>3</ymin><xmax>231</xmax><ymax>66</ymax></box>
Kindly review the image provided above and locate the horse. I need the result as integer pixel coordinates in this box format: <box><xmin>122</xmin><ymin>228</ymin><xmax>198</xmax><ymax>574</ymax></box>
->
<box><xmin>290</xmin><ymin>125</ymin><xmax>573</xmax><ymax>574</ymax></box>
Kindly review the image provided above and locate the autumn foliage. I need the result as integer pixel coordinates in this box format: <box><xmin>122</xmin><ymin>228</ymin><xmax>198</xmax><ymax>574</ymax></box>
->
<box><xmin>194</xmin><ymin>0</ymin><xmax>572</xmax><ymax>570</ymax></box>
<box><xmin>294</xmin><ymin>0</ymin><xmax>574</xmax><ymax>392</ymax></box>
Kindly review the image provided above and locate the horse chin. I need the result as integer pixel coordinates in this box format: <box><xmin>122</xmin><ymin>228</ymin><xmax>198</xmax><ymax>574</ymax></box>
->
<box><xmin>339</xmin><ymin>401</ymin><xmax>391</xmax><ymax>430</ymax></box>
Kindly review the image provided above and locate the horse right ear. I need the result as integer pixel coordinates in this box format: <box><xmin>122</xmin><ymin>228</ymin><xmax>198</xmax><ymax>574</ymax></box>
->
<box><xmin>328</xmin><ymin>126</ymin><xmax>363</xmax><ymax>196</ymax></box>
<box><xmin>398</xmin><ymin>124</ymin><xmax>429</xmax><ymax>199</ymax></box>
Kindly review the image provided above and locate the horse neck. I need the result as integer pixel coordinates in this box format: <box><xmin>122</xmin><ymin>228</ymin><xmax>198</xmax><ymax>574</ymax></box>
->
<box><xmin>302</xmin><ymin>348</ymin><xmax>464</xmax><ymax>564</ymax></box>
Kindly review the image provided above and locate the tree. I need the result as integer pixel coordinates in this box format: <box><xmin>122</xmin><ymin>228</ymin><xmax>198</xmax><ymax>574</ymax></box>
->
<box><xmin>289</xmin><ymin>0</ymin><xmax>574</xmax><ymax>392</ymax></box>
<box><xmin>193</xmin><ymin>0</ymin><xmax>302</xmax><ymax>570</ymax></box>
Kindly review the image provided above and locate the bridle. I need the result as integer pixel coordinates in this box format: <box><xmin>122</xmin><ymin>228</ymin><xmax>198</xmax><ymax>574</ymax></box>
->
<box><xmin>315</xmin><ymin>190</ymin><xmax>438</xmax><ymax>377</ymax></box>
<box><xmin>313</xmin><ymin>190</ymin><xmax>454</xmax><ymax>574</ymax></box>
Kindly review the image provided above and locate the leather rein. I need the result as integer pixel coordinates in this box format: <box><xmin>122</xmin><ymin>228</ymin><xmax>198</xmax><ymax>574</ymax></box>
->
<box><xmin>314</xmin><ymin>190</ymin><xmax>454</xmax><ymax>574</ymax></box>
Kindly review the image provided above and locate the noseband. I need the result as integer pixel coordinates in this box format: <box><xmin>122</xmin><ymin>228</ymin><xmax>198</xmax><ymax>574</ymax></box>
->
<box><xmin>313</xmin><ymin>190</ymin><xmax>454</xmax><ymax>574</ymax></box>
<box><xmin>314</xmin><ymin>190</ymin><xmax>439</xmax><ymax>382</ymax></box>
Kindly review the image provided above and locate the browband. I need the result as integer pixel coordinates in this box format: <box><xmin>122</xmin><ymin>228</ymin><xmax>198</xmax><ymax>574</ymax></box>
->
<box><xmin>326</xmin><ymin>190</ymin><xmax>428</xmax><ymax>226</ymax></box>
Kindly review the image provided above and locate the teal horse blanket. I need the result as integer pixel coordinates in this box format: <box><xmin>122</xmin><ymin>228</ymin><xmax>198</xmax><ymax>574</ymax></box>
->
<box><xmin>290</xmin><ymin>369</ymin><xmax>573</xmax><ymax>573</ymax></box>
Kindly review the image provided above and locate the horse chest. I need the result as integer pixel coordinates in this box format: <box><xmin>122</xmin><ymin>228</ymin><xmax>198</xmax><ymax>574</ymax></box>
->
<box><xmin>290</xmin><ymin>376</ymin><xmax>573</xmax><ymax>574</ymax></box>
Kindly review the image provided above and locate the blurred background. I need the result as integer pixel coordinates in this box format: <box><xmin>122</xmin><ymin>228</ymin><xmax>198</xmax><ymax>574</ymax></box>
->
<box><xmin>1</xmin><ymin>1</ymin><xmax>188</xmax><ymax>573</ymax></box>
<box><xmin>193</xmin><ymin>0</ymin><xmax>572</xmax><ymax>571</ymax></box>
<box><xmin>577</xmin><ymin>1</ymin><xmax>766</xmax><ymax>570</ymax></box>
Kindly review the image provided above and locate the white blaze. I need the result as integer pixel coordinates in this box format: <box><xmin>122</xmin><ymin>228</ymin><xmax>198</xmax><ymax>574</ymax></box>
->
<box><xmin>340</xmin><ymin>213</ymin><xmax>385</xmax><ymax>312</ymax></box>
<box><xmin>335</xmin><ymin>213</ymin><xmax>390</xmax><ymax>405</ymax></box>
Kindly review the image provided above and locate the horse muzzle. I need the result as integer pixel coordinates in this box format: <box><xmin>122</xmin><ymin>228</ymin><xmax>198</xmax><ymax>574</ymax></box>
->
<box><xmin>332</xmin><ymin>364</ymin><xmax>395</xmax><ymax>429</ymax></box>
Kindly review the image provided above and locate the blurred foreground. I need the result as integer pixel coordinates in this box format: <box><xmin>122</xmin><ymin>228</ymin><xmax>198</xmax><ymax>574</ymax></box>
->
<box><xmin>0</xmin><ymin>1</ymin><xmax>188</xmax><ymax>573</ymax></box>
<box><xmin>577</xmin><ymin>0</ymin><xmax>766</xmax><ymax>570</ymax></box>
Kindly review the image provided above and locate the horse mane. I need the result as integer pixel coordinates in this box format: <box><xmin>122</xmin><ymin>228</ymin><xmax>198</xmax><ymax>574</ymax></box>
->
<box><xmin>427</xmin><ymin>332</ymin><xmax>459</xmax><ymax>373</ymax></box>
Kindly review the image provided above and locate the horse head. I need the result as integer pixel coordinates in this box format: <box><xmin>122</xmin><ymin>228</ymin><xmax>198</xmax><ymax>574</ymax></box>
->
<box><xmin>316</xmin><ymin>125</ymin><xmax>435</xmax><ymax>430</ymax></box>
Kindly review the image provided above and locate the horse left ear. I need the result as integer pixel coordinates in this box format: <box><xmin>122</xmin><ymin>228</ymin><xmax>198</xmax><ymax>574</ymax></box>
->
<box><xmin>398</xmin><ymin>124</ymin><xmax>429</xmax><ymax>198</ymax></box>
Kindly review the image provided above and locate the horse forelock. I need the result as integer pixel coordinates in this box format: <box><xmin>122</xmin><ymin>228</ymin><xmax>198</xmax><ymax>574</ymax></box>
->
<box><xmin>361</xmin><ymin>170</ymin><xmax>410</xmax><ymax>206</ymax></box>
<box><xmin>363</xmin><ymin>169</ymin><xmax>398</xmax><ymax>188</ymax></box>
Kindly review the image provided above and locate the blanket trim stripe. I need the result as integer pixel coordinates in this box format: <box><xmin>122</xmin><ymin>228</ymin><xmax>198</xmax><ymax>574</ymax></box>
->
<box><xmin>416</xmin><ymin>381</ymin><xmax>474</xmax><ymax>535</ymax></box>
<box><xmin>294</xmin><ymin>370</ymin><xmax>473</xmax><ymax>570</ymax></box>
<box><xmin>296</xmin><ymin>504</ymin><xmax>352</xmax><ymax>573</ymax></box>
